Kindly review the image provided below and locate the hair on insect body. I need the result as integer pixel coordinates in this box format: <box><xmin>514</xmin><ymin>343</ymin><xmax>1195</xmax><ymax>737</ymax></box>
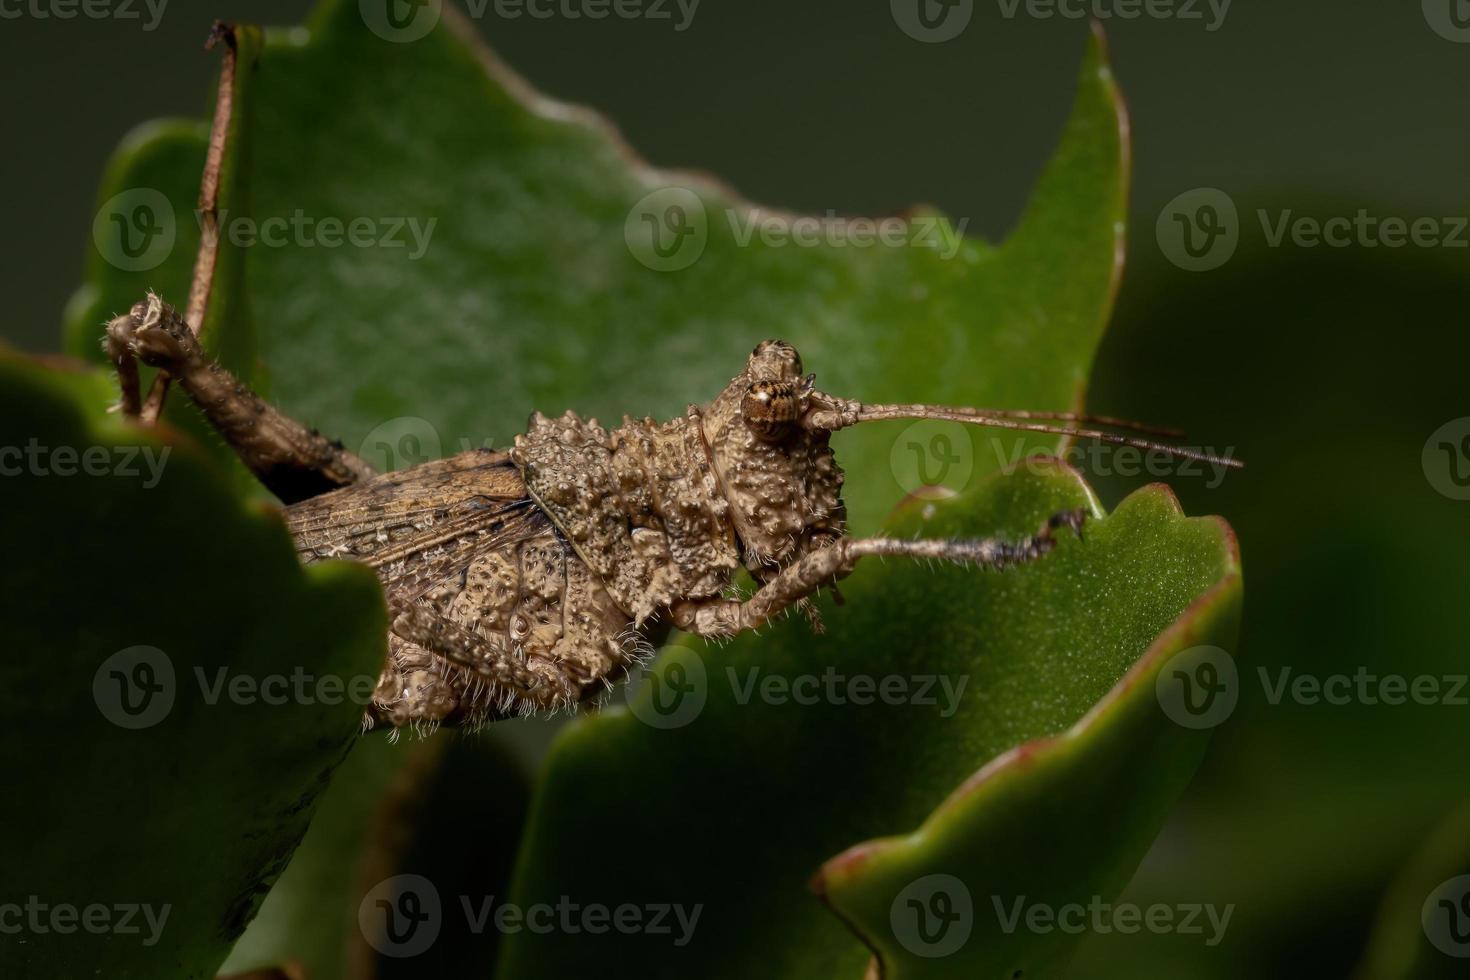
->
<box><xmin>105</xmin><ymin>297</ymin><xmax>1240</xmax><ymax>734</ymax></box>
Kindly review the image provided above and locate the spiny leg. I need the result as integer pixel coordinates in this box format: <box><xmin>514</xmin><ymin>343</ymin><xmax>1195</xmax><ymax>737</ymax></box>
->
<box><xmin>368</xmin><ymin>634</ymin><xmax>524</xmax><ymax>733</ymax></box>
<box><xmin>105</xmin><ymin>293</ymin><xmax>376</xmax><ymax>503</ymax></box>
<box><xmin>385</xmin><ymin>601</ymin><xmax>575</xmax><ymax>715</ymax></box>
<box><xmin>670</xmin><ymin>509</ymin><xmax>1087</xmax><ymax>638</ymax></box>
<box><xmin>104</xmin><ymin>322</ymin><xmax>144</xmax><ymax>418</ymax></box>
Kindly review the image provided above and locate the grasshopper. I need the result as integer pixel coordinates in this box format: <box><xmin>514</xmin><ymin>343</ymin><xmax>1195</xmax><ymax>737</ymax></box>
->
<box><xmin>104</xmin><ymin>293</ymin><xmax>1238</xmax><ymax>733</ymax></box>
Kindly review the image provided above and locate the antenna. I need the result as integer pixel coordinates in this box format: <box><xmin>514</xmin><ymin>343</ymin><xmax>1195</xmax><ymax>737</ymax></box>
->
<box><xmin>806</xmin><ymin>402</ymin><xmax>1242</xmax><ymax>470</ymax></box>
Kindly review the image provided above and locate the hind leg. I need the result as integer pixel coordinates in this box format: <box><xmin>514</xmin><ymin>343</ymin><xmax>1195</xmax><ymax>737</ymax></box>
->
<box><xmin>373</xmin><ymin>602</ymin><xmax>579</xmax><ymax>732</ymax></box>
<box><xmin>105</xmin><ymin>293</ymin><xmax>376</xmax><ymax>503</ymax></box>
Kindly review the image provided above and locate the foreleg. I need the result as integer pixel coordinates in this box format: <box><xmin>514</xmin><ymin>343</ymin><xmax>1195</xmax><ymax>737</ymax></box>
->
<box><xmin>670</xmin><ymin>509</ymin><xmax>1087</xmax><ymax>638</ymax></box>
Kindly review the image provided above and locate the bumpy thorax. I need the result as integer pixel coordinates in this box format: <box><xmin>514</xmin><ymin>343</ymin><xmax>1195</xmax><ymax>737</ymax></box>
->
<box><xmin>510</xmin><ymin>409</ymin><xmax>741</xmax><ymax>624</ymax></box>
<box><xmin>695</xmin><ymin>341</ymin><xmax>848</xmax><ymax>570</ymax></box>
<box><xmin>698</xmin><ymin>384</ymin><xmax>846</xmax><ymax>568</ymax></box>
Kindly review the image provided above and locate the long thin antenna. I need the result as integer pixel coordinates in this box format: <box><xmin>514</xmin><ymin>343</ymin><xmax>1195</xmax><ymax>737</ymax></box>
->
<box><xmin>808</xmin><ymin>402</ymin><xmax>1243</xmax><ymax>470</ymax></box>
<box><xmin>918</xmin><ymin>405</ymin><xmax>1184</xmax><ymax>438</ymax></box>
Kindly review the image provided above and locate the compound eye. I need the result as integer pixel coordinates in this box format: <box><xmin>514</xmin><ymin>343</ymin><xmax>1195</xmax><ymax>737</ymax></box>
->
<box><xmin>741</xmin><ymin>380</ymin><xmax>800</xmax><ymax>442</ymax></box>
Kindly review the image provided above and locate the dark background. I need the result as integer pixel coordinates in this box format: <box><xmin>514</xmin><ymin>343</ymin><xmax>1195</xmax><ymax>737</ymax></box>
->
<box><xmin>1</xmin><ymin>1</ymin><xmax>1466</xmax><ymax>354</ymax></box>
<box><xmin>5</xmin><ymin>1</ymin><xmax>1467</xmax><ymax>977</ymax></box>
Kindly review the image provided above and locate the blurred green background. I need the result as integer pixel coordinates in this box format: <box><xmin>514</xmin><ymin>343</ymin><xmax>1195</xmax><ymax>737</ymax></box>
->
<box><xmin>3</xmin><ymin>1</ymin><xmax>1467</xmax><ymax>976</ymax></box>
<box><xmin>3</xmin><ymin>0</ymin><xmax>1467</xmax><ymax>358</ymax></box>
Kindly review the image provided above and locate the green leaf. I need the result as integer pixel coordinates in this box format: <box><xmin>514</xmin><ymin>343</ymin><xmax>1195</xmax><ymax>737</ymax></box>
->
<box><xmin>1357</xmin><ymin>801</ymin><xmax>1470</xmax><ymax>980</ymax></box>
<box><xmin>812</xmin><ymin>482</ymin><xmax>1240</xmax><ymax>978</ymax></box>
<box><xmin>215</xmin><ymin>736</ymin><xmax>410</xmax><ymax>980</ymax></box>
<box><xmin>1071</xmin><ymin>219</ymin><xmax>1470</xmax><ymax>979</ymax></box>
<box><xmin>499</xmin><ymin>465</ymin><xmax>1238</xmax><ymax>978</ymax></box>
<box><xmin>65</xmin><ymin>1</ymin><xmax>1125</xmax><ymax>532</ymax></box>
<box><xmin>0</xmin><ymin>352</ymin><xmax>386</xmax><ymax>979</ymax></box>
<box><xmin>221</xmin><ymin>733</ymin><xmax>532</xmax><ymax>979</ymax></box>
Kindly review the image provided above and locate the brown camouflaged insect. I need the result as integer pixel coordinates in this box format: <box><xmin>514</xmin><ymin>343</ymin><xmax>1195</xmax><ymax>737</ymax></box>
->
<box><xmin>103</xmin><ymin>293</ymin><xmax>1239</xmax><ymax>734</ymax></box>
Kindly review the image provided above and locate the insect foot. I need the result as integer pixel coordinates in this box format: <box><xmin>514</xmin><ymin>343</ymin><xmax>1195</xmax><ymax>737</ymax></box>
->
<box><xmin>1046</xmin><ymin>507</ymin><xmax>1089</xmax><ymax>543</ymax></box>
<box><xmin>104</xmin><ymin>293</ymin><xmax>195</xmax><ymax>374</ymax></box>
